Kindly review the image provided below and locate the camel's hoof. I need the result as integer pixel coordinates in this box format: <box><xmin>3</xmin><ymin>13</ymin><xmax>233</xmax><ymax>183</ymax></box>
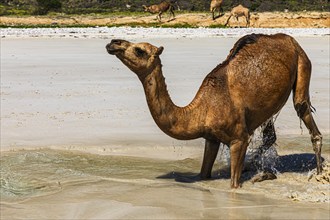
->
<box><xmin>251</xmin><ymin>172</ymin><xmax>277</xmax><ymax>183</ymax></box>
<box><xmin>230</xmin><ymin>183</ymin><xmax>242</xmax><ymax>189</ymax></box>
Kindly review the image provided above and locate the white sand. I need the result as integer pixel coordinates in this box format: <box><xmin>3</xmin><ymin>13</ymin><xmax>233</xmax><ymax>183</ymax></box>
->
<box><xmin>1</xmin><ymin>35</ymin><xmax>329</xmax><ymax>152</ymax></box>
<box><xmin>1</xmin><ymin>27</ymin><xmax>329</xmax><ymax>39</ymax></box>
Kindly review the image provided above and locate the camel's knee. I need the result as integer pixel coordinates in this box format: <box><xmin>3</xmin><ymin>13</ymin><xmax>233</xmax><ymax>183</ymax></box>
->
<box><xmin>294</xmin><ymin>101</ymin><xmax>309</xmax><ymax>118</ymax></box>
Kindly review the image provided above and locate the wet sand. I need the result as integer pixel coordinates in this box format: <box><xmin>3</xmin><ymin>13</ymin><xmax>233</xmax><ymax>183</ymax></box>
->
<box><xmin>1</xmin><ymin>35</ymin><xmax>330</xmax><ymax>219</ymax></box>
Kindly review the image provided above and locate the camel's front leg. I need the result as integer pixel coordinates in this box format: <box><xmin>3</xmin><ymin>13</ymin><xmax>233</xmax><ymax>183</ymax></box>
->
<box><xmin>219</xmin><ymin>7</ymin><xmax>224</xmax><ymax>16</ymax></box>
<box><xmin>245</xmin><ymin>16</ymin><xmax>250</xmax><ymax>27</ymax></box>
<box><xmin>212</xmin><ymin>10</ymin><xmax>216</xmax><ymax>20</ymax></box>
<box><xmin>157</xmin><ymin>12</ymin><xmax>163</xmax><ymax>22</ymax></box>
<box><xmin>200</xmin><ymin>139</ymin><xmax>220</xmax><ymax>179</ymax></box>
<box><xmin>230</xmin><ymin>138</ymin><xmax>249</xmax><ymax>188</ymax></box>
<box><xmin>224</xmin><ymin>15</ymin><xmax>232</xmax><ymax>26</ymax></box>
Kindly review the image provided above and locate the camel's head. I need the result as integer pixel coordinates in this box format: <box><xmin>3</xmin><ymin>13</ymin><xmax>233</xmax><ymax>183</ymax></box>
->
<box><xmin>142</xmin><ymin>5</ymin><xmax>149</xmax><ymax>12</ymax></box>
<box><xmin>106</xmin><ymin>39</ymin><xmax>164</xmax><ymax>79</ymax></box>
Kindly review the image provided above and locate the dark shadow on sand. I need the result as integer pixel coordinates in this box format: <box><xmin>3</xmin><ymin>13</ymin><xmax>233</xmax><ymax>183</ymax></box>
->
<box><xmin>157</xmin><ymin>153</ymin><xmax>321</xmax><ymax>183</ymax></box>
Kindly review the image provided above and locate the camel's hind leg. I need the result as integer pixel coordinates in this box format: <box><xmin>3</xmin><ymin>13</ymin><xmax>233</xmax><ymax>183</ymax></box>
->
<box><xmin>218</xmin><ymin>7</ymin><xmax>224</xmax><ymax>17</ymax></box>
<box><xmin>250</xmin><ymin>120</ymin><xmax>278</xmax><ymax>183</ymax></box>
<box><xmin>260</xmin><ymin>120</ymin><xmax>277</xmax><ymax>154</ymax></box>
<box><xmin>295</xmin><ymin>100</ymin><xmax>322</xmax><ymax>173</ymax></box>
<box><xmin>293</xmin><ymin>54</ymin><xmax>323</xmax><ymax>174</ymax></box>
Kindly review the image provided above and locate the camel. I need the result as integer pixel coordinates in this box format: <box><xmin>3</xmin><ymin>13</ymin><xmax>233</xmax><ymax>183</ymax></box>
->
<box><xmin>225</xmin><ymin>4</ymin><xmax>250</xmax><ymax>27</ymax></box>
<box><xmin>142</xmin><ymin>0</ymin><xmax>175</xmax><ymax>22</ymax></box>
<box><xmin>106</xmin><ymin>33</ymin><xmax>323</xmax><ymax>188</ymax></box>
<box><xmin>210</xmin><ymin>0</ymin><xmax>224</xmax><ymax>20</ymax></box>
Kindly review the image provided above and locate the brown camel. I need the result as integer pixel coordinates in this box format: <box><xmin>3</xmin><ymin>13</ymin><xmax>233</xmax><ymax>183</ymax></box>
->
<box><xmin>142</xmin><ymin>1</ymin><xmax>175</xmax><ymax>22</ymax></box>
<box><xmin>106</xmin><ymin>34</ymin><xmax>323</xmax><ymax>188</ymax></box>
<box><xmin>210</xmin><ymin>0</ymin><xmax>224</xmax><ymax>20</ymax></box>
<box><xmin>225</xmin><ymin>4</ymin><xmax>250</xmax><ymax>27</ymax></box>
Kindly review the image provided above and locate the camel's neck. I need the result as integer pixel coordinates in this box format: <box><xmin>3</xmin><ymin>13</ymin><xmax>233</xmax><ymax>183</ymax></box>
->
<box><xmin>141</xmin><ymin>64</ymin><xmax>203</xmax><ymax>140</ymax></box>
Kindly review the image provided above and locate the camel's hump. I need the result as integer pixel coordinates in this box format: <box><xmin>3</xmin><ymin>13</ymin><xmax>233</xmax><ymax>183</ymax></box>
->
<box><xmin>209</xmin><ymin>33</ymin><xmax>290</xmax><ymax>76</ymax></box>
<box><xmin>228</xmin><ymin>34</ymin><xmax>259</xmax><ymax>60</ymax></box>
<box><xmin>225</xmin><ymin>33</ymin><xmax>290</xmax><ymax>63</ymax></box>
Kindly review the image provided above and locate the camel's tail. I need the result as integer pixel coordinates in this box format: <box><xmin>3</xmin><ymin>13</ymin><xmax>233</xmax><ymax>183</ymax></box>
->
<box><xmin>291</xmin><ymin>37</ymin><xmax>312</xmax><ymax>116</ymax></box>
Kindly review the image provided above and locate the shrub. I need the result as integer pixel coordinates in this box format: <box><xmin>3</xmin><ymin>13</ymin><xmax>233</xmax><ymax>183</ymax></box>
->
<box><xmin>35</xmin><ymin>0</ymin><xmax>62</xmax><ymax>15</ymax></box>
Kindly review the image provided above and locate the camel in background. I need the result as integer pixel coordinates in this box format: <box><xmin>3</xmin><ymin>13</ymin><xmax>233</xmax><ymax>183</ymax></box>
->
<box><xmin>142</xmin><ymin>1</ymin><xmax>176</xmax><ymax>22</ymax></box>
<box><xmin>210</xmin><ymin>0</ymin><xmax>224</xmax><ymax>20</ymax></box>
<box><xmin>106</xmin><ymin>34</ymin><xmax>323</xmax><ymax>188</ymax></box>
<box><xmin>225</xmin><ymin>4</ymin><xmax>250</xmax><ymax>27</ymax></box>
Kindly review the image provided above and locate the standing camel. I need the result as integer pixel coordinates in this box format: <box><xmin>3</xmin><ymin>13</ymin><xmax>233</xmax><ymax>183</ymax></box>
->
<box><xmin>210</xmin><ymin>0</ymin><xmax>224</xmax><ymax>20</ymax></box>
<box><xmin>106</xmin><ymin>34</ymin><xmax>323</xmax><ymax>188</ymax></box>
<box><xmin>142</xmin><ymin>0</ymin><xmax>175</xmax><ymax>22</ymax></box>
<box><xmin>225</xmin><ymin>4</ymin><xmax>250</xmax><ymax>27</ymax></box>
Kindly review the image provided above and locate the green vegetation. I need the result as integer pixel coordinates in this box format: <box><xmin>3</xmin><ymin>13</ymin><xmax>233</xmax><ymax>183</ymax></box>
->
<box><xmin>0</xmin><ymin>0</ymin><xmax>329</xmax><ymax>16</ymax></box>
<box><xmin>208</xmin><ymin>23</ymin><xmax>227</xmax><ymax>28</ymax></box>
<box><xmin>0</xmin><ymin>23</ymin><xmax>94</xmax><ymax>28</ymax></box>
<box><xmin>0</xmin><ymin>20</ymin><xmax>209</xmax><ymax>29</ymax></box>
<box><xmin>35</xmin><ymin>0</ymin><xmax>61</xmax><ymax>15</ymax></box>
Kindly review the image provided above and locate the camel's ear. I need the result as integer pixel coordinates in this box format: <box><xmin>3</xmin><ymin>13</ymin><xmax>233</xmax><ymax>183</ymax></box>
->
<box><xmin>156</xmin><ymin>46</ymin><xmax>164</xmax><ymax>56</ymax></box>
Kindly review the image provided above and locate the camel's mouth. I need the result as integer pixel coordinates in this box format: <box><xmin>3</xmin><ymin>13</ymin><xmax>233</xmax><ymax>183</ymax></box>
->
<box><xmin>106</xmin><ymin>44</ymin><xmax>120</xmax><ymax>55</ymax></box>
<box><xmin>106</xmin><ymin>39</ymin><xmax>128</xmax><ymax>55</ymax></box>
<box><xmin>106</xmin><ymin>47</ymin><xmax>120</xmax><ymax>55</ymax></box>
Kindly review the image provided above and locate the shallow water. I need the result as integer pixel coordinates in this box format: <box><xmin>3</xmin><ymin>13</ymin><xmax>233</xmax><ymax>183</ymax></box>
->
<box><xmin>1</xmin><ymin>136</ymin><xmax>329</xmax><ymax>203</ymax></box>
<box><xmin>1</xmin><ymin>145</ymin><xmax>330</xmax><ymax>219</ymax></box>
<box><xmin>0</xmin><ymin>149</ymin><xmax>199</xmax><ymax>202</ymax></box>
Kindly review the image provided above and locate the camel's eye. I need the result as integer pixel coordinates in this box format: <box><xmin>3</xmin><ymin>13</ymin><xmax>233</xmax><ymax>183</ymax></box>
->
<box><xmin>135</xmin><ymin>47</ymin><xmax>146</xmax><ymax>57</ymax></box>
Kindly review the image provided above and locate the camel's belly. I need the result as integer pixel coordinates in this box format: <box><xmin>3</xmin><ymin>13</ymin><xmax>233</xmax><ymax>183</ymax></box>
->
<box><xmin>241</xmin><ymin>75</ymin><xmax>294</xmax><ymax>132</ymax></box>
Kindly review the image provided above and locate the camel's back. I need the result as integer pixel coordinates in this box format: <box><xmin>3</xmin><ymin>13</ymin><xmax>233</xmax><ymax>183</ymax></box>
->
<box><xmin>225</xmin><ymin>34</ymin><xmax>300</xmax><ymax>87</ymax></box>
<box><xmin>148</xmin><ymin>2</ymin><xmax>170</xmax><ymax>12</ymax></box>
<box><xmin>158</xmin><ymin>1</ymin><xmax>171</xmax><ymax>10</ymax></box>
<box><xmin>208</xmin><ymin>33</ymin><xmax>306</xmax><ymax>130</ymax></box>
<box><xmin>232</xmin><ymin>4</ymin><xmax>248</xmax><ymax>13</ymax></box>
<box><xmin>210</xmin><ymin>0</ymin><xmax>222</xmax><ymax>9</ymax></box>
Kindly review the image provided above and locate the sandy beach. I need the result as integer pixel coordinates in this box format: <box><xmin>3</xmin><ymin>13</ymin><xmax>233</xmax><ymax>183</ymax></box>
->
<box><xmin>1</xmin><ymin>28</ymin><xmax>330</xmax><ymax>219</ymax></box>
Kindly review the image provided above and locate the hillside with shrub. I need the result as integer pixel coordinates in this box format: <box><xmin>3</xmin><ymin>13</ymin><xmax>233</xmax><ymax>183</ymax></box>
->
<box><xmin>1</xmin><ymin>0</ymin><xmax>329</xmax><ymax>15</ymax></box>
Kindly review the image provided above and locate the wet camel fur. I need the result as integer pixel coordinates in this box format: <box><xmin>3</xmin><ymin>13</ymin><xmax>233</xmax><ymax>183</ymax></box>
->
<box><xmin>106</xmin><ymin>34</ymin><xmax>323</xmax><ymax>188</ymax></box>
